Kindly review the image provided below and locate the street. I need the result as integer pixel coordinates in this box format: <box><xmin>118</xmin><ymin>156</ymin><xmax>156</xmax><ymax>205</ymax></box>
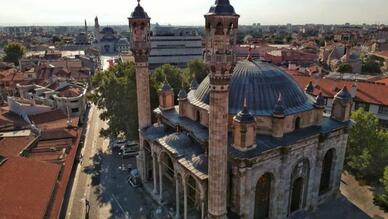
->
<box><xmin>65</xmin><ymin>105</ymin><xmax>158</xmax><ymax>219</ymax></box>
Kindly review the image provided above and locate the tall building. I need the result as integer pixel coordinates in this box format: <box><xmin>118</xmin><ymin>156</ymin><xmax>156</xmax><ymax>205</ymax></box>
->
<box><xmin>133</xmin><ymin>1</ymin><xmax>351</xmax><ymax>218</ymax></box>
<box><xmin>148</xmin><ymin>26</ymin><xmax>202</xmax><ymax>70</ymax></box>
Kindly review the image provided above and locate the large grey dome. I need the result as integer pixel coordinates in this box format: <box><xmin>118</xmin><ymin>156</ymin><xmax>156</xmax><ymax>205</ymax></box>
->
<box><xmin>190</xmin><ymin>60</ymin><xmax>314</xmax><ymax>116</ymax></box>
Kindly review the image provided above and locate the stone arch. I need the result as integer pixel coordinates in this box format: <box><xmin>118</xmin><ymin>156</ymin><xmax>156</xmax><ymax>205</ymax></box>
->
<box><xmin>319</xmin><ymin>148</ymin><xmax>336</xmax><ymax>195</ymax></box>
<box><xmin>289</xmin><ymin>159</ymin><xmax>310</xmax><ymax>215</ymax></box>
<box><xmin>254</xmin><ymin>172</ymin><xmax>274</xmax><ymax>219</ymax></box>
<box><xmin>215</xmin><ymin>22</ymin><xmax>224</xmax><ymax>35</ymax></box>
<box><xmin>144</xmin><ymin>140</ymin><xmax>153</xmax><ymax>181</ymax></box>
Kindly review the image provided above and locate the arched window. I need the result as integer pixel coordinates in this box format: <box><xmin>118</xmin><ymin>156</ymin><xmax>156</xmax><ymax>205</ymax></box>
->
<box><xmin>289</xmin><ymin>159</ymin><xmax>309</xmax><ymax>214</ymax></box>
<box><xmin>319</xmin><ymin>149</ymin><xmax>335</xmax><ymax>195</ymax></box>
<box><xmin>215</xmin><ymin>22</ymin><xmax>224</xmax><ymax>35</ymax></box>
<box><xmin>254</xmin><ymin>173</ymin><xmax>273</xmax><ymax>219</ymax></box>
<box><xmin>295</xmin><ymin>117</ymin><xmax>301</xmax><ymax>130</ymax></box>
<box><xmin>187</xmin><ymin>175</ymin><xmax>198</xmax><ymax>209</ymax></box>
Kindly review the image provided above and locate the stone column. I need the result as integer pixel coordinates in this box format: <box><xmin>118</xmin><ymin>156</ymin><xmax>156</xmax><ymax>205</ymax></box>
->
<box><xmin>152</xmin><ymin>153</ymin><xmax>158</xmax><ymax>194</ymax></box>
<box><xmin>208</xmin><ymin>89</ymin><xmax>229</xmax><ymax>218</ymax></box>
<box><xmin>183</xmin><ymin>177</ymin><xmax>188</xmax><ymax>219</ymax></box>
<box><xmin>159</xmin><ymin>157</ymin><xmax>163</xmax><ymax>202</ymax></box>
<box><xmin>175</xmin><ymin>174</ymin><xmax>180</xmax><ymax>219</ymax></box>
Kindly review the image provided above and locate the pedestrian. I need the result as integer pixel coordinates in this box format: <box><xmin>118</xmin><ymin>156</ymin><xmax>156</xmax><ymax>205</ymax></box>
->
<box><xmin>79</xmin><ymin>154</ymin><xmax>83</xmax><ymax>164</ymax></box>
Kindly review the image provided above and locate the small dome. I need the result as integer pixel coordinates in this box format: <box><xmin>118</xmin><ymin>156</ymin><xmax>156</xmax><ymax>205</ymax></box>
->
<box><xmin>163</xmin><ymin>133</ymin><xmax>192</xmax><ymax>149</ymax></box>
<box><xmin>314</xmin><ymin>93</ymin><xmax>325</xmax><ymax>108</ymax></box>
<box><xmin>190</xmin><ymin>79</ymin><xmax>199</xmax><ymax>90</ymax></box>
<box><xmin>178</xmin><ymin>89</ymin><xmax>187</xmax><ymax>99</ymax></box>
<box><xmin>335</xmin><ymin>86</ymin><xmax>352</xmax><ymax>102</ymax></box>
<box><xmin>273</xmin><ymin>94</ymin><xmax>285</xmax><ymax>117</ymax></box>
<box><xmin>160</xmin><ymin>80</ymin><xmax>172</xmax><ymax>92</ymax></box>
<box><xmin>207</xmin><ymin>0</ymin><xmax>238</xmax><ymax>16</ymax></box>
<box><xmin>192</xmin><ymin>154</ymin><xmax>208</xmax><ymax>174</ymax></box>
<box><xmin>234</xmin><ymin>99</ymin><xmax>255</xmax><ymax>123</ymax></box>
<box><xmin>131</xmin><ymin>1</ymin><xmax>149</xmax><ymax>19</ymax></box>
<box><xmin>190</xmin><ymin>60</ymin><xmax>314</xmax><ymax>116</ymax></box>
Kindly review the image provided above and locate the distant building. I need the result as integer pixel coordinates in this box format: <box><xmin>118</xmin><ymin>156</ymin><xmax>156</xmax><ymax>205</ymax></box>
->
<box><xmin>93</xmin><ymin>17</ymin><xmax>120</xmax><ymax>54</ymax></box>
<box><xmin>148</xmin><ymin>25</ymin><xmax>202</xmax><ymax>70</ymax></box>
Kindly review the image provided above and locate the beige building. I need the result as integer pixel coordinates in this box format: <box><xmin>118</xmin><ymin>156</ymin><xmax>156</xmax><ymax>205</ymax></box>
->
<box><xmin>131</xmin><ymin>1</ymin><xmax>352</xmax><ymax>218</ymax></box>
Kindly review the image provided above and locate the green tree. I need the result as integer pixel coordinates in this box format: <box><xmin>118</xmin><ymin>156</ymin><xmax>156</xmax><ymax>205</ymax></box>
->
<box><xmin>184</xmin><ymin>59</ymin><xmax>208</xmax><ymax>83</ymax></box>
<box><xmin>346</xmin><ymin>108</ymin><xmax>388</xmax><ymax>179</ymax></box>
<box><xmin>3</xmin><ymin>43</ymin><xmax>26</xmax><ymax>65</ymax></box>
<box><xmin>362</xmin><ymin>55</ymin><xmax>383</xmax><ymax>75</ymax></box>
<box><xmin>337</xmin><ymin>63</ymin><xmax>353</xmax><ymax>73</ymax></box>
<box><xmin>150</xmin><ymin>64</ymin><xmax>190</xmax><ymax>108</ymax></box>
<box><xmin>87</xmin><ymin>62</ymin><xmax>139</xmax><ymax>139</ymax></box>
<box><xmin>374</xmin><ymin>167</ymin><xmax>388</xmax><ymax>210</ymax></box>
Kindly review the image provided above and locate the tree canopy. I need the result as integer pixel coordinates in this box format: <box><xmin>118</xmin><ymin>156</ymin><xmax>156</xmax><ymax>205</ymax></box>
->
<box><xmin>362</xmin><ymin>55</ymin><xmax>383</xmax><ymax>75</ymax></box>
<box><xmin>337</xmin><ymin>63</ymin><xmax>353</xmax><ymax>73</ymax></box>
<box><xmin>346</xmin><ymin>108</ymin><xmax>388</xmax><ymax>180</ymax></box>
<box><xmin>3</xmin><ymin>43</ymin><xmax>26</xmax><ymax>65</ymax></box>
<box><xmin>87</xmin><ymin>62</ymin><xmax>139</xmax><ymax>139</ymax></box>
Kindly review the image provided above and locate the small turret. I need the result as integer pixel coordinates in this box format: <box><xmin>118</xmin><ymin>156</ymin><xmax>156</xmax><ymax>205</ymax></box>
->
<box><xmin>190</xmin><ymin>78</ymin><xmax>199</xmax><ymax>90</ymax></box>
<box><xmin>158</xmin><ymin>79</ymin><xmax>175</xmax><ymax>111</ymax></box>
<box><xmin>314</xmin><ymin>92</ymin><xmax>325</xmax><ymax>125</ymax></box>
<box><xmin>305</xmin><ymin>81</ymin><xmax>314</xmax><ymax>95</ymax></box>
<box><xmin>178</xmin><ymin>89</ymin><xmax>188</xmax><ymax>117</ymax></box>
<box><xmin>331</xmin><ymin>86</ymin><xmax>352</xmax><ymax>121</ymax></box>
<box><xmin>272</xmin><ymin>93</ymin><xmax>285</xmax><ymax>138</ymax></box>
<box><xmin>233</xmin><ymin>98</ymin><xmax>256</xmax><ymax>151</ymax></box>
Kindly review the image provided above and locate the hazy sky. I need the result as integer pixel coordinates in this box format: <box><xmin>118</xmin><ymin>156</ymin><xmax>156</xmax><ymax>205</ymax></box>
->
<box><xmin>1</xmin><ymin>0</ymin><xmax>387</xmax><ymax>26</ymax></box>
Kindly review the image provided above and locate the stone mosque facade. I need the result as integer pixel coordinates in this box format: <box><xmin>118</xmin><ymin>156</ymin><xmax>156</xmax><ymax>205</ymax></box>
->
<box><xmin>129</xmin><ymin>1</ymin><xmax>352</xmax><ymax>219</ymax></box>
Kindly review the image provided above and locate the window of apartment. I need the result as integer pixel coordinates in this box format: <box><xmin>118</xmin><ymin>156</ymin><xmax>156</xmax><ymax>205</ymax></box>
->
<box><xmin>355</xmin><ymin>102</ymin><xmax>370</xmax><ymax>112</ymax></box>
<box><xmin>378</xmin><ymin>106</ymin><xmax>388</xmax><ymax>115</ymax></box>
<box><xmin>379</xmin><ymin>119</ymin><xmax>388</xmax><ymax>129</ymax></box>
<box><xmin>71</xmin><ymin>108</ymin><xmax>79</xmax><ymax>113</ymax></box>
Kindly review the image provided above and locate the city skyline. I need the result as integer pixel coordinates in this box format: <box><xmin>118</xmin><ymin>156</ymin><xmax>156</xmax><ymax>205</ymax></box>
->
<box><xmin>1</xmin><ymin>0</ymin><xmax>388</xmax><ymax>26</ymax></box>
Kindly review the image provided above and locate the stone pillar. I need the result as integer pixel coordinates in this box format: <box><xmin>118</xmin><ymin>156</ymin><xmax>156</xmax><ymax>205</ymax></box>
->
<box><xmin>175</xmin><ymin>174</ymin><xmax>180</xmax><ymax>219</ymax></box>
<box><xmin>183</xmin><ymin>177</ymin><xmax>188</xmax><ymax>219</ymax></box>
<box><xmin>159</xmin><ymin>157</ymin><xmax>163</xmax><ymax>202</ymax></box>
<box><xmin>152</xmin><ymin>153</ymin><xmax>158</xmax><ymax>194</ymax></box>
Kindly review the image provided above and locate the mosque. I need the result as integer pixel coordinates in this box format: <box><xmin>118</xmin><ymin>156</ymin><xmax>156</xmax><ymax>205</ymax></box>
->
<box><xmin>128</xmin><ymin>0</ymin><xmax>352</xmax><ymax>218</ymax></box>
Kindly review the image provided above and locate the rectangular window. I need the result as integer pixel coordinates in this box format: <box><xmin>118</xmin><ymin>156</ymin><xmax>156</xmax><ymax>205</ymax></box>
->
<box><xmin>71</xmin><ymin>108</ymin><xmax>79</xmax><ymax>113</ymax></box>
<box><xmin>378</xmin><ymin>106</ymin><xmax>388</xmax><ymax>115</ymax></box>
<box><xmin>355</xmin><ymin>102</ymin><xmax>370</xmax><ymax>112</ymax></box>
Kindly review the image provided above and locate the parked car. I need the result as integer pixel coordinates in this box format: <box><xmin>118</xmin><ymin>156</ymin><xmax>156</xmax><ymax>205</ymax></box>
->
<box><xmin>120</xmin><ymin>142</ymin><xmax>137</xmax><ymax>151</ymax></box>
<box><xmin>111</xmin><ymin>139</ymin><xmax>127</xmax><ymax>150</ymax></box>
<box><xmin>121</xmin><ymin>147</ymin><xmax>139</xmax><ymax>159</ymax></box>
<box><xmin>127</xmin><ymin>169</ymin><xmax>141</xmax><ymax>187</ymax></box>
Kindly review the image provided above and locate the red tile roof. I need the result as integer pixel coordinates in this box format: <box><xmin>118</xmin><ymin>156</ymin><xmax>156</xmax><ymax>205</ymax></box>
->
<box><xmin>0</xmin><ymin>157</ymin><xmax>60</xmax><ymax>219</ymax></box>
<box><xmin>0</xmin><ymin>136</ymin><xmax>35</xmax><ymax>157</ymax></box>
<box><xmin>286</xmin><ymin>72</ymin><xmax>388</xmax><ymax>106</ymax></box>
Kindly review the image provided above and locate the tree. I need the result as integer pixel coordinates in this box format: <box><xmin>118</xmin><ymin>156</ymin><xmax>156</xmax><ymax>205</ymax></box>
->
<box><xmin>362</xmin><ymin>55</ymin><xmax>383</xmax><ymax>75</ymax></box>
<box><xmin>184</xmin><ymin>59</ymin><xmax>208</xmax><ymax>83</ymax></box>
<box><xmin>87</xmin><ymin>62</ymin><xmax>139</xmax><ymax>140</ymax></box>
<box><xmin>3</xmin><ymin>43</ymin><xmax>26</xmax><ymax>65</ymax></box>
<box><xmin>374</xmin><ymin>167</ymin><xmax>388</xmax><ymax>210</ymax></box>
<box><xmin>346</xmin><ymin>108</ymin><xmax>388</xmax><ymax>179</ymax></box>
<box><xmin>150</xmin><ymin>64</ymin><xmax>190</xmax><ymax>108</ymax></box>
<box><xmin>337</xmin><ymin>63</ymin><xmax>353</xmax><ymax>73</ymax></box>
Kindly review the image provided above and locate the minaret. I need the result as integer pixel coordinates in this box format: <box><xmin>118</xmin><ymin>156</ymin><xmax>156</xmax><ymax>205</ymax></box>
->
<box><xmin>128</xmin><ymin>0</ymin><xmax>151</xmax><ymax>130</ymax></box>
<box><xmin>204</xmin><ymin>0</ymin><xmax>239</xmax><ymax>218</ymax></box>
<box><xmin>94</xmin><ymin>16</ymin><xmax>100</xmax><ymax>41</ymax></box>
<box><xmin>84</xmin><ymin>19</ymin><xmax>88</xmax><ymax>33</ymax></box>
